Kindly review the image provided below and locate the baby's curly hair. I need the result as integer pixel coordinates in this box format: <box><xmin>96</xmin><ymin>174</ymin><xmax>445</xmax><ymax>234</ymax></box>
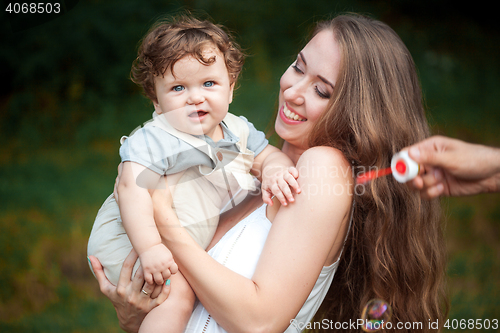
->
<box><xmin>131</xmin><ymin>15</ymin><xmax>245</xmax><ymax>102</ymax></box>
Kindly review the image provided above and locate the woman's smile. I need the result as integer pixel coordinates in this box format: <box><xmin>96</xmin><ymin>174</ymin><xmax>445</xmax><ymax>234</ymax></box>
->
<box><xmin>279</xmin><ymin>103</ymin><xmax>307</xmax><ymax>124</ymax></box>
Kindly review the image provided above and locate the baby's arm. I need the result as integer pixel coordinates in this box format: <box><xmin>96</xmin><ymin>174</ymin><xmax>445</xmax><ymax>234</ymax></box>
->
<box><xmin>252</xmin><ymin>144</ymin><xmax>301</xmax><ymax>206</ymax></box>
<box><xmin>117</xmin><ymin>161</ymin><xmax>178</xmax><ymax>285</ymax></box>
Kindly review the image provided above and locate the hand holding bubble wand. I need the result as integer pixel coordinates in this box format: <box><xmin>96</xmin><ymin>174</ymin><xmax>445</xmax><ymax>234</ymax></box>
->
<box><xmin>356</xmin><ymin>151</ymin><xmax>420</xmax><ymax>185</ymax></box>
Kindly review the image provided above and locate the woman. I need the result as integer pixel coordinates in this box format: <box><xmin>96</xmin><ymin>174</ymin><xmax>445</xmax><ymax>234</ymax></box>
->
<box><xmin>89</xmin><ymin>14</ymin><xmax>448</xmax><ymax>332</ymax></box>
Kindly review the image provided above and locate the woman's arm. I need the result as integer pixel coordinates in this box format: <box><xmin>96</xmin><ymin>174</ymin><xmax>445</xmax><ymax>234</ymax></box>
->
<box><xmin>154</xmin><ymin>147</ymin><xmax>353</xmax><ymax>333</ymax></box>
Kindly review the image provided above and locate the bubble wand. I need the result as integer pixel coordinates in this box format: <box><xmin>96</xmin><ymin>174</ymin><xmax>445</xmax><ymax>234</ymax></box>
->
<box><xmin>356</xmin><ymin>151</ymin><xmax>420</xmax><ymax>185</ymax></box>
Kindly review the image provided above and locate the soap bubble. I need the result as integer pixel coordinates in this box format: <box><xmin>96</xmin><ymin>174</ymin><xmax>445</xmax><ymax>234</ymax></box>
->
<box><xmin>361</xmin><ymin>299</ymin><xmax>392</xmax><ymax>332</ymax></box>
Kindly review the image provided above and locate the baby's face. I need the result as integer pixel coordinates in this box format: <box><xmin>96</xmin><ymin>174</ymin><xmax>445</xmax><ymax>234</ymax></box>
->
<box><xmin>153</xmin><ymin>47</ymin><xmax>234</xmax><ymax>141</ymax></box>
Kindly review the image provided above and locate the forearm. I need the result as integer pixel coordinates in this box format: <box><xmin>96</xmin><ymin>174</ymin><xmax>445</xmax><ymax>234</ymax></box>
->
<box><xmin>489</xmin><ymin>172</ymin><xmax>500</xmax><ymax>193</ymax></box>
<box><xmin>486</xmin><ymin>145</ymin><xmax>500</xmax><ymax>178</ymax></box>
<box><xmin>118</xmin><ymin>180</ymin><xmax>162</xmax><ymax>255</ymax></box>
<box><xmin>262</xmin><ymin>150</ymin><xmax>295</xmax><ymax>174</ymax></box>
<box><xmin>158</xmin><ymin>222</ymin><xmax>282</xmax><ymax>333</ymax></box>
<box><xmin>471</xmin><ymin>144</ymin><xmax>500</xmax><ymax>193</ymax></box>
<box><xmin>475</xmin><ymin>143</ymin><xmax>500</xmax><ymax>176</ymax></box>
<box><xmin>252</xmin><ymin>145</ymin><xmax>294</xmax><ymax>181</ymax></box>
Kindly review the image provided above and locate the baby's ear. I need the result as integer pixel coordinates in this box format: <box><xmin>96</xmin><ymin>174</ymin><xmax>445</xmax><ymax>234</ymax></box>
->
<box><xmin>153</xmin><ymin>100</ymin><xmax>162</xmax><ymax>114</ymax></box>
<box><xmin>228</xmin><ymin>82</ymin><xmax>235</xmax><ymax>104</ymax></box>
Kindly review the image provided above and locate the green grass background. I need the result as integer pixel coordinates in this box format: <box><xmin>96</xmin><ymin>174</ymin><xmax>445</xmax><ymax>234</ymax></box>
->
<box><xmin>1</xmin><ymin>0</ymin><xmax>499</xmax><ymax>331</ymax></box>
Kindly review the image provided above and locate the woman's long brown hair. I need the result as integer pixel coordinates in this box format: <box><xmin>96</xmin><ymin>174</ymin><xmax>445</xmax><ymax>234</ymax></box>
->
<box><xmin>309</xmin><ymin>14</ymin><xmax>448</xmax><ymax>332</ymax></box>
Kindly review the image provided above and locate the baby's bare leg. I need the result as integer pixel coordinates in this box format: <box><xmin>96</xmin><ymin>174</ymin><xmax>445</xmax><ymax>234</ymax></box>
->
<box><xmin>139</xmin><ymin>272</ymin><xmax>195</xmax><ymax>333</ymax></box>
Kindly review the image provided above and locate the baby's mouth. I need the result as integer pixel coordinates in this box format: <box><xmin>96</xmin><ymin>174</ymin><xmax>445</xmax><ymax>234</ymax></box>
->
<box><xmin>283</xmin><ymin>104</ymin><xmax>306</xmax><ymax>121</ymax></box>
<box><xmin>188</xmin><ymin>111</ymin><xmax>208</xmax><ymax>118</ymax></box>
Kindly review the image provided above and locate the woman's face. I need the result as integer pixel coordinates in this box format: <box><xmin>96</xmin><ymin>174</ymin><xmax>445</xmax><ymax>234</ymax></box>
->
<box><xmin>275</xmin><ymin>29</ymin><xmax>341</xmax><ymax>150</ymax></box>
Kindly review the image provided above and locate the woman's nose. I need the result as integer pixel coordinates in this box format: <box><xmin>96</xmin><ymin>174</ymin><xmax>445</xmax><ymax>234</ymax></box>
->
<box><xmin>283</xmin><ymin>80</ymin><xmax>306</xmax><ymax>105</ymax></box>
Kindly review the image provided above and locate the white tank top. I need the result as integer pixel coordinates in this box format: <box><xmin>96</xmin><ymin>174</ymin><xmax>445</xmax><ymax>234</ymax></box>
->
<box><xmin>184</xmin><ymin>204</ymin><xmax>339</xmax><ymax>333</ymax></box>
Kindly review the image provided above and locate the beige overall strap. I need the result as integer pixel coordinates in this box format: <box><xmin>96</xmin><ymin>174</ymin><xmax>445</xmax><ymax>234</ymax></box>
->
<box><xmin>218</xmin><ymin>113</ymin><xmax>254</xmax><ymax>208</ymax></box>
<box><xmin>221</xmin><ymin>113</ymin><xmax>250</xmax><ymax>152</ymax></box>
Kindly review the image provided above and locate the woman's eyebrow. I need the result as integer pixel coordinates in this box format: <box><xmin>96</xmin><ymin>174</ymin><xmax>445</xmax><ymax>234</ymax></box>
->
<box><xmin>299</xmin><ymin>52</ymin><xmax>307</xmax><ymax>65</ymax></box>
<box><xmin>318</xmin><ymin>76</ymin><xmax>334</xmax><ymax>89</ymax></box>
<box><xmin>300</xmin><ymin>52</ymin><xmax>335</xmax><ymax>89</ymax></box>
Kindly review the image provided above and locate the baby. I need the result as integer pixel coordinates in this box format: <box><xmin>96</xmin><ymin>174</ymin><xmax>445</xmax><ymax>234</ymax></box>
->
<box><xmin>87</xmin><ymin>15</ymin><xmax>299</xmax><ymax>332</ymax></box>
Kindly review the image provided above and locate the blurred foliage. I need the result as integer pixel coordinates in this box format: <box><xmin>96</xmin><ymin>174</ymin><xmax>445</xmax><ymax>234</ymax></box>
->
<box><xmin>1</xmin><ymin>0</ymin><xmax>499</xmax><ymax>331</ymax></box>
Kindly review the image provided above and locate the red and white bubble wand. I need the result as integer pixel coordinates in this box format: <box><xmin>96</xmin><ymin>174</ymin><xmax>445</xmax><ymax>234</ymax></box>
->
<box><xmin>356</xmin><ymin>151</ymin><xmax>420</xmax><ymax>185</ymax></box>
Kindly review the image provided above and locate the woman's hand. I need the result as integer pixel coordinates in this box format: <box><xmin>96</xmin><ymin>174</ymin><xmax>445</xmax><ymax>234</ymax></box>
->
<box><xmin>88</xmin><ymin>250</ymin><xmax>171</xmax><ymax>333</ymax></box>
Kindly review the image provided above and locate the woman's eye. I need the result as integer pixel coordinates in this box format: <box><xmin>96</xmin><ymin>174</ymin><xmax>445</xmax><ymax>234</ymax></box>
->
<box><xmin>203</xmin><ymin>81</ymin><xmax>215</xmax><ymax>87</ymax></box>
<box><xmin>315</xmin><ymin>86</ymin><xmax>330</xmax><ymax>99</ymax></box>
<box><xmin>173</xmin><ymin>85</ymin><xmax>184</xmax><ymax>92</ymax></box>
<box><xmin>292</xmin><ymin>64</ymin><xmax>304</xmax><ymax>74</ymax></box>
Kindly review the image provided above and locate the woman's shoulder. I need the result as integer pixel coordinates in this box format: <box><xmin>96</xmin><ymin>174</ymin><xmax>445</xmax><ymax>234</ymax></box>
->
<box><xmin>300</xmin><ymin>146</ymin><xmax>347</xmax><ymax>161</ymax></box>
<box><xmin>298</xmin><ymin>146</ymin><xmax>353</xmax><ymax>182</ymax></box>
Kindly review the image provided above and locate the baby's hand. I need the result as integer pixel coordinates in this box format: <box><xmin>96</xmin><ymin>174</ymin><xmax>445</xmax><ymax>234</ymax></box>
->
<box><xmin>261</xmin><ymin>166</ymin><xmax>301</xmax><ymax>206</ymax></box>
<box><xmin>139</xmin><ymin>244</ymin><xmax>178</xmax><ymax>285</ymax></box>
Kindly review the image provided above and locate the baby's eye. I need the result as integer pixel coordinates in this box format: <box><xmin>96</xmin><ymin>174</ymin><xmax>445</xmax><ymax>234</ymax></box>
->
<box><xmin>172</xmin><ymin>85</ymin><xmax>184</xmax><ymax>92</ymax></box>
<box><xmin>203</xmin><ymin>81</ymin><xmax>215</xmax><ymax>87</ymax></box>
